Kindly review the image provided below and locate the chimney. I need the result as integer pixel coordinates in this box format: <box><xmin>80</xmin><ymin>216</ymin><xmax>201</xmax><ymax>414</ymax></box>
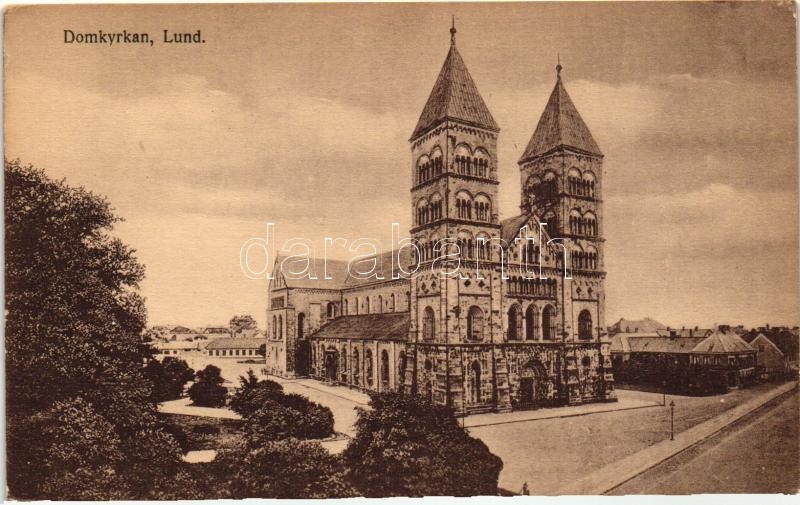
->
<box><xmin>669</xmin><ymin>329</ymin><xmax>677</xmax><ymax>340</ymax></box>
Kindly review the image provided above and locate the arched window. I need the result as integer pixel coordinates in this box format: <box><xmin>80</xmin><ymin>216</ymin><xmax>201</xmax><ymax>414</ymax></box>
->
<box><xmin>475</xmin><ymin>194</ymin><xmax>491</xmax><ymax>222</ymax></box>
<box><xmin>365</xmin><ymin>297</ymin><xmax>371</xmax><ymax>314</ymax></box>
<box><xmin>327</xmin><ymin>302</ymin><xmax>336</xmax><ymax>319</ymax></box>
<box><xmin>470</xmin><ymin>361</ymin><xmax>482</xmax><ymax>403</ymax></box>
<box><xmin>390</xmin><ymin>293</ymin><xmax>396</xmax><ymax>312</ymax></box>
<box><xmin>353</xmin><ymin>348</ymin><xmax>360</xmax><ymax>385</ymax></box>
<box><xmin>578</xmin><ymin>310</ymin><xmax>593</xmax><ymax>340</ymax></box>
<box><xmin>508</xmin><ymin>304</ymin><xmax>522</xmax><ymax>341</ymax></box>
<box><xmin>344</xmin><ymin>299</ymin><xmax>349</xmax><ymax>315</ymax></box>
<box><xmin>398</xmin><ymin>351</ymin><xmax>407</xmax><ymax>388</ymax></box>
<box><xmin>272</xmin><ymin>315</ymin><xmax>277</xmax><ymax>338</ymax></box>
<box><xmin>584</xmin><ymin>211</ymin><xmax>597</xmax><ymax>237</ymax></box>
<box><xmin>380</xmin><ymin>350</ymin><xmax>390</xmax><ymax>388</ymax></box>
<box><xmin>525</xmin><ymin>305</ymin><xmax>538</xmax><ymax>340</ymax></box>
<box><xmin>378</xmin><ymin>295</ymin><xmax>383</xmax><ymax>314</ymax></box>
<box><xmin>278</xmin><ymin>315</ymin><xmax>283</xmax><ymax>339</ymax></box>
<box><xmin>297</xmin><ymin>313</ymin><xmax>306</xmax><ymax>339</ymax></box>
<box><xmin>542</xmin><ymin>305</ymin><xmax>556</xmax><ymax>340</ymax></box>
<box><xmin>467</xmin><ymin>306</ymin><xmax>484</xmax><ymax>341</ymax></box>
<box><xmin>423</xmin><ymin>307</ymin><xmax>436</xmax><ymax>341</ymax></box>
<box><xmin>354</xmin><ymin>297</ymin><xmax>359</xmax><ymax>315</ymax></box>
<box><xmin>365</xmin><ymin>349</ymin><xmax>373</xmax><ymax>387</ymax></box>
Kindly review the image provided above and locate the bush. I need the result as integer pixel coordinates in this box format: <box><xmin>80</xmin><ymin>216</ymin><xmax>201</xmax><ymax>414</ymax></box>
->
<box><xmin>215</xmin><ymin>438</ymin><xmax>357</xmax><ymax>498</ymax></box>
<box><xmin>188</xmin><ymin>365</ymin><xmax>228</xmax><ymax>407</ymax></box>
<box><xmin>144</xmin><ymin>357</ymin><xmax>196</xmax><ymax>403</ymax></box>
<box><xmin>343</xmin><ymin>392</ymin><xmax>503</xmax><ymax>497</ymax></box>
<box><xmin>244</xmin><ymin>399</ymin><xmax>334</xmax><ymax>444</ymax></box>
<box><xmin>229</xmin><ymin>370</ymin><xmax>284</xmax><ymax>416</ymax></box>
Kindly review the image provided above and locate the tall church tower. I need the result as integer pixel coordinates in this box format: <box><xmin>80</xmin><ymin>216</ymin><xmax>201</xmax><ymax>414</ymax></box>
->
<box><xmin>518</xmin><ymin>62</ymin><xmax>614</xmax><ymax>402</ymax></box>
<box><xmin>406</xmin><ymin>22</ymin><xmax>509</xmax><ymax>412</ymax></box>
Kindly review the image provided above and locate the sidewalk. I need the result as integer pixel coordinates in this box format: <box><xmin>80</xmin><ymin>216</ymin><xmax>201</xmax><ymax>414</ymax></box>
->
<box><xmin>553</xmin><ymin>381</ymin><xmax>797</xmax><ymax>495</ymax></box>
<box><xmin>465</xmin><ymin>393</ymin><xmax>660</xmax><ymax>428</ymax></box>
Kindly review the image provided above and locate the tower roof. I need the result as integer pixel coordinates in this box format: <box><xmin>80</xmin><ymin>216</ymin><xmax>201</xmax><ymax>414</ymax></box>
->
<box><xmin>519</xmin><ymin>67</ymin><xmax>602</xmax><ymax>162</ymax></box>
<box><xmin>411</xmin><ymin>36</ymin><xmax>498</xmax><ymax>140</ymax></box>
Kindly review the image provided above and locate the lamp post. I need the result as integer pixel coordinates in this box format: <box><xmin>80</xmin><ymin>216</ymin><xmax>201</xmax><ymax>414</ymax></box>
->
<box><xmin>669</xmin><ymin>400</ymin><xmax>675</xmax><ymax>441</ymax></box>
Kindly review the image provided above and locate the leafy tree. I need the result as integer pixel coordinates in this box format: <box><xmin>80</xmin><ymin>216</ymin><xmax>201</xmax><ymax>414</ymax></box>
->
<box><xmin>229</xmin><ymin>370</ymin><xmax>284</xmax><ymax>416</ymax></box>
<box><xmin>343</xmin><ymin>392</ymin><xmax>503</xmax><ymax>497</ymax></box>
<box><xmin>230</xmin><ymin>314</ymin><xmax>259</xmax><ymax>337</ymax></box>
<box><xmin>144</xmin><ymin>357</ymin><xmax>196</xmax><ymax>403</ymax></box>
<box><xmin>4</xmin><ymin>160</ymin><xmax>201</xmax><ymax>499</ymax></box>
<box><xmin>188</xmin><ymin>365</ymin><xmax>228</xmax><ymax>407</ymax></box>
<box><xmin>216</xmin><ymin>438</ymin><xmax>357</xmax><ymax>498</ymax></box>
<box><xmin>5</xmin><ymin>159</ymin><xmax>148</xmax><ymax>418</ymax></box>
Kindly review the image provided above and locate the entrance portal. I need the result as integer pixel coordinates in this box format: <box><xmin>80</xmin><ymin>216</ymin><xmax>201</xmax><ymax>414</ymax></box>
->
<box><xmin>517</xmin><ymin>360</ymin><xmax>549</xmax><ymax>409</ymax></box>
<box><xmin>324</xmin><ymin>349</ymin><xmax>339</xmax><ymax>382</ymax></box>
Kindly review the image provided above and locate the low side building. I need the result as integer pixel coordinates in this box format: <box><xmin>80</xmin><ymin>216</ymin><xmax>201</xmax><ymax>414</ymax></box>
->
<box><xmin>611</xmin><ymin>327</ymin><xmax>756</xmax><ymax>395</ymax></box>
<box><xmin>153</xmin><ymin>340</ymin><xmax>204</xmax><ymax>359</ymax></box>
<box><xmin>745</xmin><ymin>333</ymin><xmax>787</xmax><ymax>380</ymax></box>
<box><xmin>206</xmin><ymin>337</ymin><xmax>265</xmax><ymax>360</ymax></box>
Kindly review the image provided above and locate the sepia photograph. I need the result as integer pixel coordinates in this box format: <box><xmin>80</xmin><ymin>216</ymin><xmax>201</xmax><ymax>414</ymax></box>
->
<box><xmin>3</xmin><ymin>1</ymin><xmax>799</xmax><ymax>500</ymax></box>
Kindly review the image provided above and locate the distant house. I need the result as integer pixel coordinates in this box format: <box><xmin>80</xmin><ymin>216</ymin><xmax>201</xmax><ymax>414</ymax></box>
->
<box><xmin>611</xmin><ymin>327</ymin><xmax>757</xmax><ymax>395</ymax></box>
<box><xmin>608</xmin><ymin>317</ymin><xmax>667</xmax><ymax>335</ymax></box>
<box><xmin>744</xmin><ymin>333</ymin><xmax>787</xmax><ymax>380</ymax></box>
<box><xmin>203</xmin><ymin>327</ymin><xmax>230</xmax><ymax>335</ymax></box>
<box><xmin>742</xmin><ymin>327</ymin><xmax>799</xmax><ymax>378</ymax></box>
<box><xmin>206</xmin><ymin>337</ymin><xmax>265</xmax><ymax>360</ymax></box>
<box><xmin>154</xmin><ymin>340</ymin><xmax>204</xmax><ymax>359</ymax></box>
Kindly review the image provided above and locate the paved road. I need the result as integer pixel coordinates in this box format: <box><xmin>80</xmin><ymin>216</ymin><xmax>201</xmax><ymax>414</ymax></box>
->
<box><xmin>609</xmin><ymin>390</ymin><xmax>799</xmax><ymax>495</ymax></box>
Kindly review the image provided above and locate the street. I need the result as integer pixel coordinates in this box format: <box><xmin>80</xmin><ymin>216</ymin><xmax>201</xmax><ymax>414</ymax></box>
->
<box><xmin>610</xmin><ymin>389</ymin><xmax>799</xmax><ymax>495</ymax></box>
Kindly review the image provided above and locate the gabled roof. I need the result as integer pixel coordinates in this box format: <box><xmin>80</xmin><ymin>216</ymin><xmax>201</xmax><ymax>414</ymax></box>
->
<box><xmin>611</xmin><ymin>334</ymin><xmax>705</xmax><ymax>354</ymax></box>
<box><xmin>691</xmin><ymin>328</ymin><xmax>754</xmax><ymax>354</ymax></box>
<box><xmin>519</xmin><ymin>71</ymin><xmax>602</xmax><ymax>162</ymax></box>
<box><xmin>275</xmin><ymin>255</ymin><xmax>351</xmax><ymax>290</ymax></box>
<box><xmin>310</xmin><ymin>313</ymin><xmax>410</xmax><ymax>342</ymax></box>
<box><xmin>500</xmin><ymin>214</ymin><xmax>533</xmax><ymax>244</ymax></box>
<box><xmin>610</xmin><ymin>317</ymin><xmax>668</xmax><ymax>334</ymax></box>
<box><xmin>411</xmin><ymin>42</ymin><xmax>498</xmax><ymax>140</ymax></box>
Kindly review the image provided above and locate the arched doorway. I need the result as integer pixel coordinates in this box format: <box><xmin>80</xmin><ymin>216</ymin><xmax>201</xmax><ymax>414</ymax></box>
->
<box><xmin>525</xmin><ymin>305</ymin><xmax>538</xmax><ymax>340</ymax></box>
<box><xmin>323</xmin><ymin>348</ymin><xmax>339</xmax><ymax>382</ymax></box>
<box><xmin>517</xmin><ymin>360</ymin><xmax>549</xmax><ymax>409</ymax></box>
<box><xmin>352</xmin><ymin>348</ymin><xmax>360</xmax><ymax>386</ymax></box>
<box><xmin>508</xmin><ymin>304</ymin><xmax>522</xmax><ymax>340</ymax></box>
<box><xmin>578</xmin><ymin>310</ymin><xmax>593</xmax><ymax>340</ymax></box>
<box><xmin>365</xmin><ymin>349</ymin><xmax>374</xmax><ymax>387</ymax></box>
<box><xmin>542</xmin><ymin>304</ymin><xmax>556</xmax><ymax>340</ymax></box>
<box><xmin>469</xmin><ymin>361</ymin><xmax>482</xmax><ymax>404</ymax></box>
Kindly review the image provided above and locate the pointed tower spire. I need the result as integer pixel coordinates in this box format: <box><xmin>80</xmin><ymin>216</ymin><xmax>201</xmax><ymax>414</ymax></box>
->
<box><xmin>518</xmin><ymin>63</ymin><xmax>601</xmax><ymax>162</ymax></box>
<box><xmin>410</xmin><ymin>22</ymin><xmax>498</xmax><ymax>140</ymax></box>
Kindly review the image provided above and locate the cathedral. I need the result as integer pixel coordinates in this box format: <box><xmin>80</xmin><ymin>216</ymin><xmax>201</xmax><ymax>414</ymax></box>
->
<box><xmin>265</xmin><ymin>24</ymin><xmax>616</xmax><ymax>413</ymax></box>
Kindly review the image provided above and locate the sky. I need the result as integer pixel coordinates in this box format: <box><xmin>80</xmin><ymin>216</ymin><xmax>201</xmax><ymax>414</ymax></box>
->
<box><xmin>5</xmin><ymin>2</ymin><xmax>799</xmax><ymax>329</ymax></box>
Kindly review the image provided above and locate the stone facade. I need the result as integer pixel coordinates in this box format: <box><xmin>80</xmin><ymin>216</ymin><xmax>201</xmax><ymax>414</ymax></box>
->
<box><xmin>265</xmin><ymin>28</ymin><xmax>616</xmax><ymax>413</ymax></box>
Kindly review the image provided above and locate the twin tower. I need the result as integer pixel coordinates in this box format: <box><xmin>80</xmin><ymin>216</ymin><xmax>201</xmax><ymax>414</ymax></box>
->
<box><xmin>404</xmin><ymin>23</ymin><xmax>614</xmax><ymax>411</ymax></box>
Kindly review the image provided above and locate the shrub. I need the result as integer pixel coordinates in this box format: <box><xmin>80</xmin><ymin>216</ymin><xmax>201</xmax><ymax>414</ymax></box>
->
<box><xmin>144</xmin><ymin>357</ymin><xmax>196</xmax><ymax>403</ymax></box>
<box><xmin>215</xmin><ymin>438</ymin><xmax>357</xmax><ymax>498</ymax></box>
<box><xmin>243</xmin><ymin>399</ymin><xmax>333</xmax><ymax>444</ymax></box>
<box><xmin>229</xmin><ymin>370</ymin><xmax>284</xmax><ymax>416</ymax></box>
<box><xmin>343</xmin><ymin>392</ymin><xmax>503</xmax><ymax>497</ymax></box>
<box><xmin>188</xmin><ymin>365</ymin><xmax>228</xmax><ymax>407</ymax></box>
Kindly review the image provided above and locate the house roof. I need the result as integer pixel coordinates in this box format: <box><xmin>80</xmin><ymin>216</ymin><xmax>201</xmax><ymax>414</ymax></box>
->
<box><xmin>311</xmin><ymin>313</ymin><xmax>410</xmax><ymax>342</ymax></box>
<box><xmin>519</xmin><ymin>71</ymin><xmax>602</xmax><ymax>163</ymax></box>
<box><xmin>749</xmin><ymin>333</ymin><xmax>785</xmax><ymax>357</ymax></box>
<box><xmin>610</xmin><ymin>317</ymin><xmax>668</xmax><ymax>334</ymax></box>
<box><xmin>692</xmin><ymin>328</ymin><xmax>754</xmax><ymax>354</ymax></box>
<box><xmin>275</xmin><ymin>255</ymin><xmax>351</xmax><ymax>290</ymax></box>
<box><xmin>205</xmin><ymin>337</ymin><xmax>265</xmax><ymax>350</ymax></box>
<box><xmin>411</xmin><ymin>40</ymin><xmax>498</xmax><ymax>140</ymax></box>
<box><xmin>611</xmin><ymin>333</ymin><xmax>706</xmax><ymax>354</ymax></box>
<box><xmin>742</xmin><ymin>328</ymin><xmax>799</xmax><ymax>358</ymax></box>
